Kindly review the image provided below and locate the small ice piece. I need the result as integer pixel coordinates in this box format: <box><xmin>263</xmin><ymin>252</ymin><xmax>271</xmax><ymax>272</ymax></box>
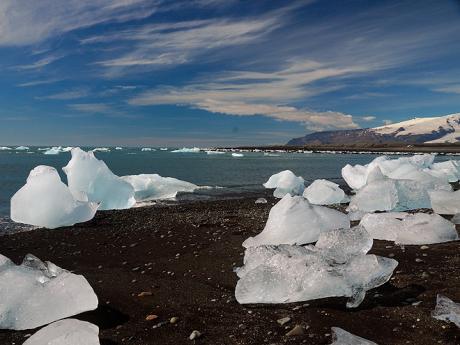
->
<box><xmin>303</xmin><ymin>179</ymin><xmax>349</xmax><ymax>205</ymax></box>
<box><xmin>15</xmin><ymin>146</ymin><xmax>29</xmax><ymax>150</ymax></box>
<box><xmin>236</xmin><ymin>227</ymin><xmax>398</xmax><ymax>307</ymax></box>
<box><xmin>122</xmin><ymin>174</ymin><xmax>199</xmax><ymax>201</ymax></box>
<box><xmin>141</xmin><ymin>147</ymin><xmax>156</xmax><ymax>151</ymax></box>
<box><xmin>23</xmin><ymin>319</ymin><xmax>100</xmax><ymax>345</ymax></box>
<box><xmin>432</xmin><ymin>294</ymin><xmax>460</xmax><ymax>327</ymax></box>
<box><xmin>330</xmin><ymin>327</ymin><xmax>378</xmax><ymax>345</ymax></box>
<box><xmin>232</xmin><ymin>153</ymin><xmax>244</xmax><ymax>157</ymax></box>
<box><xmin>43</xmin><ymin>146</ymin><xmax>62</xmax><ymax>155</ymax></box>
<box><xmin>160</xmin><ymin>147</ymin><xmax>168</xmax><ymax>151</ymax></box>
<box><xmin>92</xmin><ymin>147</ymin><xmax>110</xmax><ymax>152</ymax></box>
<box><xmin>243</xmin><ymin>195</ymin><xmax>349</xmax><ymax>247</ymax></box>
<box><xmin>0</xmin><ymin>254</ymin><xmax>98</xmax><ymax>330</ymax></box>
<box><xmin>115</xmin><ymin>147</ymin><xmax>123</xmax><ymax>150</ymax></box>
<box><xmin>360</xmin><ymin>212</ymin><xmax>458</xmax><ymax>244</ymax></box>
<box><xmin>451</xmin><ymin>213</ymin><xmax>460</xmax><ymax>224</ymax></box>
<box><xmin>171</xmin><ymin>147</ymin><xmax>201</xmax><ymax>153</ymax></box>
<box><xmin>255</xmin><ymin>198</ymin><xmax>268</xmax><ymax>204</ymax></box>
<box><xmin>11</xmin><ymin>166</ymin><xmax>98</xmax><ymax>229</ymax></box>
<box><xmin>0</xmin><ymin>146</ymin><xmax>12</xmax><ymax>150</ymax></box>
<box><xmin>206</xmin><ymin>150</ymin><xmax>225</xmax><ymax>155</ymax></box>
<box><xmin>429</xmin><ymin>190</ymin><xmax>460</xmax><ymax>215</ymax></box>
<box><xmin>63</xmin><ymin>148</ymin><xmax>135</xmax><ymax>210</ymax></box>
<box><xmin>263</xmin><ymin>170</ymin><xmax>305</xmax><ymax>198</ymax></box>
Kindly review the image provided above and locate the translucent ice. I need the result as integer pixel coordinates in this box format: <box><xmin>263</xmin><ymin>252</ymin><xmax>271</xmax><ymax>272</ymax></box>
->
<box><xmin>429</xmin><ymin>190</ymin><xmax>460</xmax><ymax>214</ymax></box>
<box><xmin>303</xmin><ymin>179</ymin><xmax>348</xmax><ymax>205</ymax></box>
<box><xmin>263</xmin><ymin>170</ymin><xmax>305</xmax><ymax>198</ymax></box>
<box><xmin>360</xmin><ymin>212</ymin><xmax>458</xmax><ymax>244</ymax></box>
<box><xmin>0</xmin><ymin>254</ymin><xmax>98</xmax><ymax>330</ymax></box>
<box><xmin>23</xmin><ymin>319</ymin><xmax>100</xmax><ymax>345</ymax></box>
<box><xmin>236</xmin><ymin>227</ymin><xmax>398</xmax><ymax>307</ymax></box>
<box><xmin>243</xmin><ymin>195</ymin><xmax>349</xmax><ymax>247</ymax></box>
<box><xmin>329</xmin><ymin>327</ymin><xmax>378</xmax><ymax>345</ymax></box>
<box><xmin>122</xmin><ymin>174</ymin><xmax>199</xmax><ymax>201</ymax></box>
<box><xmin>63</xmin><ymin>148</ymin><xmax>135</xmax><ymax>210</ymax></box>
<box><xmin>432</xmin><ymin>294</ymin><xmax>460</xmax><ymax>327</ymax></box>
<box><xmin>10</xmin><ymin>166</ymin><xmax>98</xmax><ymax>229</ymax></box>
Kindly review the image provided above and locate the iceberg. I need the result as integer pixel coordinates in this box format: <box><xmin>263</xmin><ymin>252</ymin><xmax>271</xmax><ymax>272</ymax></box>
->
<box><xmin>115</xmin><ymin>147</ymin><xmax>123</xmax><ymax>150</ymax></box>
<box><xmin>43</xmin><ymin>146</ymin><xmax>63</xmax><ymax>155</ymax></box>
<box><xmin>0</xmin><ymin>146</ymin><xmax>11</xmax><ymax>150</ymax></box>
<box><xmin>122</xmin><ymin>174</ymin><xmax>199</xmax><ymax>201</ymax></box>
<box><xmin>171</xmin><ymin>147</ymin><xmax>201</xmax><ymax>153</ymax></box>
<box><xmin>0</xmin><ymin>254</ymin><xmax>98</xmax><ymax>330</ymax></box>
<box><xmin>303</xmin><ymin>179</ymin><xmax>348</xmax><ymax>205</ymax></box>
<box><xmin>243</xmin><ymin>195</ymin><xmax>349</xmax><ymax>247</ymax></box>
<box><xmin>206</xmin><ymin>150</ymin><xmax>225</xmax><ymax>155</ymax></box>
<box><xmin>232</xmin><ymin>153</ymin><xmax>244</xmax><ymax>157</ymax></box>
<box><xmin>141</xmin><ymin>147</ymin><xmax>156</xmax><ymax>151</ymax></box>
<box><xmin>263</xmin><ymin>170</ymin><xmax>305</xmax><ymax>198</ymax></box>
<box><xmin>330</xmin><ymin>327</ymin><xmax>378</xmax><ymax>345</ymax></box>
<box><xmin>360</xmin><ymin>212</ymin><xmax>458</xmax><ymax>244</ymax></box>
<box><xmin>63</xmin><ymin>148</ymin><xmax>136</xmax><ymax>210</ymax></box>
<box><xmin>23</xmin><ymin>319</ymin><xmax>100</xmax><ymax>345</ymax></box>
<box><xmin>10</xmin><ymin>166</ymin><xmax>98</xmax><ymax>229</ymax></box>
<box><xmin>429</xmin><ymin>190</ymin><xmax>460</xmax><ymax>214</ymax></box>
<box><xmin>15</xmin><ymin>146</ymin><xmax>29</xmax><ymax>151</ymax></box>
<box><xmin>236</xmin><ymin>226</ymin><xmax>398</xmax><ymax>307</ymax></box>
<box><xmin>92</xmin><ymin>147</ymin><xmax>110</xmax><ymax>152</ymax></box>
<box><xmin>432</xmin><ymin>294</ymin><xmax>460</xmax><ymax>328</ymax></box>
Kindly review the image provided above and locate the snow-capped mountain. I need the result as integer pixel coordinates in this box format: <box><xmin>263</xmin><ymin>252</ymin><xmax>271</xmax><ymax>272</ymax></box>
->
<box><xmin>287</xmin><ymin>113</ymin><xmax>460</xmax><ymax>146</ymax></box>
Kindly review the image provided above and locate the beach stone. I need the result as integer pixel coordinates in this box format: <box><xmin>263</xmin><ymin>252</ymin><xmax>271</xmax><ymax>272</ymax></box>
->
<box><xmin>138</xmin><ymin>291</ymin><xmax>153</xmax><ymax>297</ymax></box>
<box><xmin>145</xmin><ymin>314</ymin><xmax>158</xmax><ymax>321</ymax></box>
<box><xmin>286</xmin><ymin>325</ymin><xmax>304</xmax><ymax>336</ymax></box>
<box><xmin>189</xmin><ymin>330</ymin><xmax>202</xmax><ymax>340</ymax></box>
<box><xmin>277</xmin><ymin>317</ymin><xmax>291</xmax><ymax>326</ymax></box>
<box><xmin>170</xmin><ymin>317</ymin><xmax>179</xmax><ymax>324</ymax></box>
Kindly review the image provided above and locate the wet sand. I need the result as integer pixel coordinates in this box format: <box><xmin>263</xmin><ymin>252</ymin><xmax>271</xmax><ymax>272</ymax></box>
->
<box><xmin>1</xmin><ymin>196</ymin><xmax>459</xmax><ymax>344</ymax></box>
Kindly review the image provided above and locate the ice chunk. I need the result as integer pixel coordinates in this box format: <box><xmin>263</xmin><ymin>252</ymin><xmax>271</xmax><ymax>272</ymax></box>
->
<box><xmin>243</xmin><ymin>195</ymin><xmax>349</xmax><ymax>247</ymax></box>
<box><xmin>427</xmin><ymin>160</ymin><xmax>460</xmax><ymax>183</ymax></box>
<box><xmin>92</xmin><ymin>147</ymin><xmax>110</xmax><ymax>152</ymax></box>
<box><xmin>236</xmin><ymin>227</ymin><xmax>398</xmax><ymax>307</ymax></box>
<box><xmin>303</xmin><ymin>179</ymin><xmax>348</xmax><ymax>205</ymax></box>
<box><xmin>432</xmin><ymin>294</ymin><xmax>460</xmax><ymax>327</ymax></box>
<box><xmin>11</xmin><ymin>166</ymin><xmax>98</xmax><ymax>229</ymax></box>
<box><xmin>429</xmin><ymin>190</ymin><xmax>460</xmax><ymax>214</ymax></box>
<box><xmin>360</xmin><ymin>212</ymin><xmax>458</xmax><ymax>244</ymax></box>
<box><xmin>171</xmin><ymin>147</ymin><xmax>201</xmax><ymax>153</ymax></box>
<box><xmin>0</xmin><ymin>146</ymin><xmax>11</xmax><ymax>150</ymax></box>
<box><xmin>255</xmin><ymin>198</ymin><xmax>268</xmax><ymax>204</ymax></box>
<box><xmin>63</xmin><ymin>148</ymin><xmax>135</xmax><ymax>210</ymax></box>
<box><xmin>43</xmin><ymin>146</ymin><xmax>63</xmax><ymax>155</ymax></box>
<box><xmin>206</xmin><ymin>150</ymin><xmax>225</xmax><ymax>155</ymax></box>
<box><xmin>330</xmin><ymin>327</ymin><xmax>378</xmax><ymax>345</ymax></box>
<box><xmin>23</xmin><ymin>319</ymin><xmax>100</xmax><ymax>345</ymax></box>
<box><xmin>115</xmin><ymin>147</ymin><xmax>123</xmax><ymax>150</ymax></box>
<box><xmin>263</xmin><ymin>170</ymin><xmax>305</xmax><ymax>198</ymax></box>
<box><xmin>0</xmin><ymin>254</ymin><xmax>98</xmax><ymax>330</ymax></box>
<box><xmin>451</xmin><ymin>213</ymin><xmax>460</xmax><ymax>224</ymax></box>
<box><xmin>232</xmin><ymin>153</ymin><xmax>244</xmax><ymax>157</ymax></box>
<box><xmin>395</xmin><ymin>178</ymin><xmax>451</xmax><ymax>211</ymax></box>
<box><xmin>15</xmin><ymin>146</ymin><xmax>29</xmax><ymax>151</ymax></box>
<box><xmin>122</xmin><ymin>174</ymin><xmax>199</xmax><ymax>201</ymax></box>
<box><xmin>141</xmin><ymin>147</ymin><xmax>156</xmax><ymax>151</ymax></box>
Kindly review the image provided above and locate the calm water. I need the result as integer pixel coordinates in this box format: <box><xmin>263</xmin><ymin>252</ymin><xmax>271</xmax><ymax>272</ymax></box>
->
<box><xmin>0</xmin><ymin>147</ymin><xmax>457</xmax><ymax>232</ymax></box>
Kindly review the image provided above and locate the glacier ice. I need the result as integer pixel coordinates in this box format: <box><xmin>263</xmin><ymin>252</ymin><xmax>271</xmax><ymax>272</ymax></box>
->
<box><xmin>236</xmin><ymin>226</ymin><xmax>398</xmax><ymax>307</ymax></box>
<box><xmin>329</xmin><ymin>327</ymin><xmax>378</xmax><ymax>345</ymax></box>
<box><xmin>243</xmin><ymin>195</ymin><xmax>349</xmax><ymax>247</ymax></box>
<box><xmin>171</xmin><ymin>147</ymin><xmax>201</xmax><ymax>153</ymax></box>
<box><xmin>63</xmin><ymin>148</ymin><xmax>136</xmax><ymax>210</ymax></box>
<box><xmin>23</xmin><ymin>319</ymin><xmax>100</xmax><ymax>345</ymax></box>
<box><xmin>122</xmin><ymin>174</ymin><xmax>199</xmax><ymax>201</ymax></box>
<box><xmin>303</xmin><ymin>179</ymin><xmax>348</xmax><ymax>205</ymax></box>
<box><xmin>206</xmin><ymin>150</ymin><xmax>225</xmax><ymax>155</ymax></box>
<box><xmin>0</xmin><ymin>146</ymin><xmax>11</xmax><ymax>150</ymax></box>
<box><xmin>141</xmin><ymin>147</ymin><xmax>156</xmax><ymax>151</ymax></box>
<box><xmin>232</xmin><ymin>152</ymin><xmax>244</xmax><ymax>157</ymax></box>
<box><xmin>15</xmin><ymin>146</ymin><xmax>29</xmax><ymax>151</ymax></box>
<box><xmin>10</xmin><ymin>166</ymin><xmax>98</xmax><ymax>229</ymax></box>
<box><xmin>429</xmin><ymin>190</ymin><xmax>460</xmax><ymax>215</ymax></box>
<box><xmin>43</xmin><ymin>146</ymin><xmax>64</xmax><ymax>155</ymax></box>
<box><xmin>263</xmin><ymin>170</ymin><xmax>305</xmax><ymax>198</ymax></box>
<box><xmin>0</xmin><ymin>254</ymin><xmax>98</xmax><ymax>330</ymax></box>
<box><xmin>451</xmin><ymin>213</ymin><xmax>460</xmax><ymax>224</ymax></box>
<box><xmin>92</xmin><ymin>147</ymin><xmax>110</xmax><ymax>152</ymax></box>
<box><xmin>359</xmin><ymin>212</ymin><xmax>458</xmax><ymax>244</ymax></box>
<box><xmin>432</xmin><ymin>294</ymin><xmax>460</xmax><ymax>327</ymax></box>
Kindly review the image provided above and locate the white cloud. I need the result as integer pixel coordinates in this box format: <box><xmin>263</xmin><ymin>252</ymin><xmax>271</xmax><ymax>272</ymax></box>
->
<box><xmin>37</xmin><ymin>89</ymin><xmax>88</xmax><ymax>100</ymax></box>
<box><xmin>433</xmin><ymin>85</ymin><xmax>460</xmax><ymax>95</ymax></box>
<box><xmin>360</xmin><ymin>116</ymin><xmax>376</xmax><ymax>121</ymax></box>
<box><xmin>17</xmin><ymin>78</ymin><xmax>62</xmax><ymax>87</ymax></box>
<box><xmin>13</xmin><ymin>55</ymin><xmax>63</xmax><ymax>70</ymax></box>
<box><xmin>68</xmin><ymin>103</ymin><xmax>112</xmax><ymax>113</ymax></box>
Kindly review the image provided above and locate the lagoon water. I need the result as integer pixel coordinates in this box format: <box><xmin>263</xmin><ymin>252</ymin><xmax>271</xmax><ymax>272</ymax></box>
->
<box><xmin>0</xmin><ymin>147</ymin><xmax>457</xmax><ymax>232</ymax></box>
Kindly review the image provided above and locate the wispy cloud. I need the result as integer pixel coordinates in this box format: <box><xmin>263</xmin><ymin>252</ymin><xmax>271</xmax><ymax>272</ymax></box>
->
<box><xmin>37</xmin><ymin>89</ymin><xmax>88</xmax><ymax>100</ymax></box>
<box><xmin>13</xmin><ymin>55</ymin><xmax>63</xmax><ymax>70</ymax></box>
<box><xmin>17</xmin><ymin>78</ymin><xmax>62</xmax><ymax>87</ymax></box>
<box><xmin>433</xmin><ymin>85</ymin><xmax>460</xmax><ymax>95</ymax></box>
<box><xmin>68</xmin><ymin>103</ymin><xmax>112</xmax><ymax>113</ymax></box>
<box><xmin>360</xmin><ymin>116</ymin><xmax>376</xmax><ymax>122</ymax></box>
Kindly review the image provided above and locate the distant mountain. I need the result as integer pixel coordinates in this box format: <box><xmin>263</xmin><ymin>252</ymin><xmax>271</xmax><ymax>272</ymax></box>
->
<box><xmin>287</xmin><ymin>113</ymin><xmax>460</xmax><ymax>146</ymax></box>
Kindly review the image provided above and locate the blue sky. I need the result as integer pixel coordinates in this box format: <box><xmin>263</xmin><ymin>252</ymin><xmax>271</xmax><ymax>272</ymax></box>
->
<box><xmin>0</xmin><ymin>0</ymin><xmax>460</xmax><ymax>146</ymax></box>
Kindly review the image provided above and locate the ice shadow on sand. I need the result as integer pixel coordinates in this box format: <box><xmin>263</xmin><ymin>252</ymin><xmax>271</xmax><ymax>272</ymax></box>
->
<box><xmin>78</xmin><ymin>305</ymin><xmax>129</xmax><ymax>329</ymax></box>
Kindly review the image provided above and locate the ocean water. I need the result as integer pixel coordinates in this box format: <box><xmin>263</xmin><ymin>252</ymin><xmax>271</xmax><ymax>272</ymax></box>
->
<box><xmin>0</xmin><ymin>147</ymin><xmax>457</xmax><ymax>232</ymax></box>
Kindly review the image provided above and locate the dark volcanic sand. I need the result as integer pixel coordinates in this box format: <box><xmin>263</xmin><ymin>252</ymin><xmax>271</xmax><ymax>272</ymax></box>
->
<box><xmin>1</xmin><ymin>197</ymin><xmax>459</xmax><ymax>345</ymax></box>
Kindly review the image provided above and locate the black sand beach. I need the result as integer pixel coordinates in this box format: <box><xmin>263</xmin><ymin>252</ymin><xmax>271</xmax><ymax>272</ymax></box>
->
<box><xmin>1</xmin><ymin>196</ymin><xmax>459</xmax><ymax>344</ymax></box>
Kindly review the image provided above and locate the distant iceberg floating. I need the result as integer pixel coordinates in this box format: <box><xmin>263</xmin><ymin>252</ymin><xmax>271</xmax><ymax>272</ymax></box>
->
<box><xmin>0</xmin><ymin>253</ymin><xmax>98</xmax><ymax>330</ymax></box>
<box><xmin>10</xmin><ymin>165</ymin><xmax>98</xmax><ymax>229</ymax></box>
<box><xmin>0</xmin><ymin>146</ymin><xmax>11</xmax><ymax>150</ymax></box>
<box><xmin>171</xmin><ymin>147</ymin><xmax>201</xmax><ymax>153</ymax></box>
<box><xmin>92</xmin><ymin>147</ymin><xmax>110</xmax><ymax>152</ymax></box>
<box><xmin>115</xmin><ymin>147</ymin><xmax>123</xmax><ymax>150</ymax></box>
<box><xmin>232</xmin><ymin>153</ymin><xmax>244</xmax><ymax>157</ymax></box>
<box><xmin>23</xmin><ymin>319</ymin><xmax>100</xmax><ymax>345</ymax></box>
<box><xmin>206</xmin><ymin>150</ymin><xmax>225</xmax><ymax>155</ymax></box>
<box><xmin>141</xmin><ymin>147</ymin><xmax>156</xmax><ymax>151</ymax></box>
<box><xmin>263</xmin><ymin>170</ymin><xmax>305</xmax><ymax>198</ymax></box>
<box><xmin>63</xmin><ymin>148</ymin><xmax>136</xmax><ymax>210</ymax></box>
<box><xmin>15</xmin><ymin>146</ymin><xmax>29</xmax><ymax>151</ymax></box>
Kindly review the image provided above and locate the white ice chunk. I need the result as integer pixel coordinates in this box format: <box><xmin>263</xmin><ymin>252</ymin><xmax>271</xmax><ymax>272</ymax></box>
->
<box><xmin>430</xmin><ymin>190</ymin><xmax>460</xmax><ymax>215</ymax></box>
<box><xmin>255</xmin><ymin>198</ymin><xmax>268</xmax><ymax>204</ymax></box>
<box><xmin>206</xmin><ymin>150</ymin><xmax>225</xmax><ymax>155</ymax></box>
<box><xmin>360</xmin><ymin>212</ymin><xmax>458</xmax><ymax>244</ymax></box>
<box><xmin>15</xmin><ymin>146</ymin><xmax>29</xmax><ymax>151</ymax></box>
<box><xmin>122</xmin><ymin>174</ymin><xmax>199</xmax><ymax>201</ymax></box>
<box><xmin>395</xmin><ymin>178</ymin><xmax>451</xmax><ymax>211</ymax></box>
<box><xmin>63</xmin><ymin>148</ymin><xmax>135</xmax><ymax>210</ymax></box>
<box><xmin>232</xmin><ymin>153</ymin><xmax>244</xmax><ymax>157</ymax></box>
<box><xmin>243</xmin><ymin>195</ymin><xmax>349</xmax><ymax>247</ymax></box>
<box><xmin>0</xmin><ymin>146</ymin><xmax>12</xmax><ymax>150</ymax></box>
<box><xmin>171</xmin><ymin>147</ymin><xmax>201</xmax><ymax>153</ymax></box>
<box><xmin>432</xmin><ymin>294</ymin><xmax>460</xmax><ymax>327</ymax></box>
<box><xmin>141</xmin><ymin>147</ymin><xmax>156</xmax><ymax>151</ymax></box>
<box><xmin>303</xmin><ymin>179</ymin><xmax>348</xmax><ymax>205</ymax></box>
<box><xmin>23</xmin><ymin>319</ymin><xmax>100</xmax><ymax>345</ymax></box>
<box><xmin>263</xmin><ymin>170</ymin><xmax>305</xmax><ymax>198</ymax></box>
<box><xmin>43</xmin><ymin>146</ymin><xmax>63</xmax><ymax>155</ymax></box>
<box><xmin>11</xmin><ymin>166</ymin><xmax>98</xmax><ymax>229</ymax></box>
<box><xmin>427</xmin><ymin>160</ymin><xmax>460</xmax><ymax>183</ymax></box>
<box><xmin>330</xmin><ymin>327</ymin><xmax>378</xmax><ymax>345</ymax></box>
<box><xmin>236</xmin><ymin>226</ymin><xmax>397</xmax><ymax>307</ymax></box>
<box><xmin>0</xmin><ymin>254</ymin><xmax>98</xmax><ymax>330</ymax></box>
<box><xmin>92</xmin><ymin>147</ymin><xmax>110</xmax><ymax>152</ymax></box>
<box><xmin>115</xmin><ymin>147</ymin><xmax>123</xmax><ymax>150</ymax></box>
<box><xmin>451</xmin><ymin>213</ymin><xmax>460</xmax><ymax>224</ymax></box>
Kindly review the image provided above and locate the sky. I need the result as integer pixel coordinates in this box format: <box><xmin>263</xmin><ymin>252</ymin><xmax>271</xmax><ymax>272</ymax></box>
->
<box><xmin>0</xmin><ymin>0</ymin><xmax>460</xmax><ymax>147</ymax></box>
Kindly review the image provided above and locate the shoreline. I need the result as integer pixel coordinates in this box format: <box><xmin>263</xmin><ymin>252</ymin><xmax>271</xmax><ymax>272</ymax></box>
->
<box><xmin>1</xmin><ymin>197</ymin><xmax>459</xmax><ymax>344</ymax></box>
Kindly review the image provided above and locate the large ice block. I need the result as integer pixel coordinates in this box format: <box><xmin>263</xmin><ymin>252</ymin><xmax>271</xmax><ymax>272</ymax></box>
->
<box><xmin>432</xmin><ymin>294</ymin><xmax>460</xmax><ymax>328</ymax></box>
<box><xmin>263</xmin><ymin>170</ymin><xmax>305</xmax><ymax>198</ymax></box>
<box><xmin>330</xmin><ymin>327</ymin><xmax>378</xmax><ymax>345</ymax></box>
<box><xmin>429</xmin><ymin>190</ymin><xmax>460</xmax><ymax>215</ymax></box>
<box><xmin>303</xmin><ymin>179</ymin><xmax>348</xmax><ymax>205</ymax></box>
